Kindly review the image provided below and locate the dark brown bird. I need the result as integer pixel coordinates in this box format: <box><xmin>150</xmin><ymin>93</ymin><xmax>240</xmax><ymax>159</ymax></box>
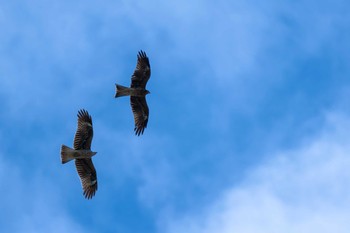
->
<box><xmin>60</xmin><ymin>109</ymin><xmax>98</xmax><ymax>199</ymax></box>
<box><xmin>115</xmin><ymin>50</ymin><xmax>151</xmax><ymax>136</ymax></box>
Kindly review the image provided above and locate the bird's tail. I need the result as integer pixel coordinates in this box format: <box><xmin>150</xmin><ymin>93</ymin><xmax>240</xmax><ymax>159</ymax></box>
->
<box><xmin>60</xmin><ymin>145</ymin><xmax>76</xmax><ymax>164</ymax></box>
<box><xmin>115</xmin><ymin>84</ymin><xmax>132</xmax><ymax>98</ymax></box>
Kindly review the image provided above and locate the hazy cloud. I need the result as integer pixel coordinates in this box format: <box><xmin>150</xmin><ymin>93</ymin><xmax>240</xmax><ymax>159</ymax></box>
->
<box><xmin>162</xmin><ymin>113</ymin><xmax>350</xmax><ymax>233</ymax></box>
<box><xmin>0</xmin><ymin>152</ymin><xmax>86</xmax><ymax>233</ymax></box>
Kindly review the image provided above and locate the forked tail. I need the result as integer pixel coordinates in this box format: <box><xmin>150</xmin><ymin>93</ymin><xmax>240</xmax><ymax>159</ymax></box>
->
<box><xmin>60</xmin><ymin>145</ymin><xmax>76</xmax><ymax>164</ymax></box>
<box><xmin>115</xmin><ymin>84</ymin><xmax>131</xmax><ymax>98</ymax></box>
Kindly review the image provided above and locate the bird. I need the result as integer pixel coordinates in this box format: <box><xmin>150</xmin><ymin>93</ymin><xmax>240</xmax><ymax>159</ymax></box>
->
<box><xmin>115</xmin><ymin>50</ymin><xmax>151</xmax><ymax>136</ymax></box>
<box><xmin>60</xmin><ymin>109</ymin><xmax>98</xmax><ymax>199</ymax></box>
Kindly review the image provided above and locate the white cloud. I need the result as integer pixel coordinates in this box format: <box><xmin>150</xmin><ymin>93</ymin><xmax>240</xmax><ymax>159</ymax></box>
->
<box><xmin>161</xmin><ymin>113</ymin><xmax>350</xmax><ymax>233</ymax></box>
<box><xmin>0</xmin><ymin>1</ymin><xmax>349</xmax><ymax>232</ymax></box>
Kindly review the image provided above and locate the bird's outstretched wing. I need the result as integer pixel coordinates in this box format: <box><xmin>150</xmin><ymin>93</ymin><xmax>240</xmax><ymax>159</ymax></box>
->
<box><xmin>131</xmin><ymin>96</ymin><xmax>149</xmax><ymax>136</ymax></box>
<box><xmin>74</xmin><ymin>109</ymin><xmax>93</xmax><ymax>150</ymax></box>
<box><xmin>75</xmin><ymin>158</ymin><xmax>98</xmax><ymax>199</ymax></box>
<box><xmin>131</xmin><ymin>50</ymin><xmax>151</xmax><ymax>89</ymax></box>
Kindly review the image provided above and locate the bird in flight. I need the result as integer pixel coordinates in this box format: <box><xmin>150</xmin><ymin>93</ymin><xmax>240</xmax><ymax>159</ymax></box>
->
<box><xmin>115</xmin><ymin>50</ymin><xmax>151</xmax><ymax>136</ymax></box>
<box><xmin>60</xmin><ymin>109</ymin><xmax>98</xmax><ymax>199</ymax></box>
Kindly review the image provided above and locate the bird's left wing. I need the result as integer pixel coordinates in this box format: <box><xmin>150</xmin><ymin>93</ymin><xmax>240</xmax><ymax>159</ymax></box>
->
<box><xmin>75</xmin><ymin>158</ymin><xmax>98</xmax><ymax>199</ymax></box>
<box><xmin>130</xmin><ymin>96</ymin><xmax>149</xmax><ymax>136</ymax></box>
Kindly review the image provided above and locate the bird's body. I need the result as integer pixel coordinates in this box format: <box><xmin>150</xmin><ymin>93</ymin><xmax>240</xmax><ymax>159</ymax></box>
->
<box><xmin>115</xmin><ymin>50</ymin><xmax>151</xmax><ymax>136</ymax></box>
<box><xmin>115</xmin><ymin>84</ymin><xmax>150</xmax><ymax>98</ymax></box>
<box><xmin>60</xmin><ymin>109</ymin><xmax>98</xmax><ymax>199</ymax></box>
<box><xmin>60</xmin><ymin>145</ymin><xmax>97</xmax><ymax>164</ymax></box>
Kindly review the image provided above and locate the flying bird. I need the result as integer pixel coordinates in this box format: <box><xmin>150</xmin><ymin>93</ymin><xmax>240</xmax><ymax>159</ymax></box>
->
<box><xmin>60</xmin><ymin>109</ymin><xmax>98</xmax><ymax>199</ymax></box>
<box><xmin>115</xmin><ymin>50</ymin><xmax>151</xmax><ymax>136</ymax></box>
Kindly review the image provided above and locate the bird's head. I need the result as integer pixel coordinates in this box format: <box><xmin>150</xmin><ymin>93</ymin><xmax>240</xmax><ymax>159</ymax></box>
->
<box><xmin>91</xmin><ymin>151</ymin><xmax>97</xmax><ymax>156</ymax></box>
<box><xmin>146</xmin><ymin>90</ymin><xmax>151</xmax><ymax>95</ymax></box>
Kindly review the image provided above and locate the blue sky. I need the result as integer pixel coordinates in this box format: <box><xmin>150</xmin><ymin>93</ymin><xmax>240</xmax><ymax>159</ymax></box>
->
<box><xmin>1</xmin><ymin>0</ymin><xmax>350</xmax><ymax>232</ymax></box>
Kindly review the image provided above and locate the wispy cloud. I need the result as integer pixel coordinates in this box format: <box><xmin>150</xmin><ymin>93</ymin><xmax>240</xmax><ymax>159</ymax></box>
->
<box><xmin>161</xmin><ymin>113</ymin><xmax>350</xmax><ymax>233</ymax></box>
<box><xmin>0</xmin><ymin>151</ymin><xmax>87</xmax><ymax>233</ymax></box>
<box><xmin>0</xmin><ymin>0</ymin><xmax>349</xmax><ymax>232</ymax></box>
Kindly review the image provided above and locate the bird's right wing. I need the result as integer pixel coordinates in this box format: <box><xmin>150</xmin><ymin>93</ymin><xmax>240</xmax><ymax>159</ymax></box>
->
<box><xmin>74</xmin><ymin>109</ymin><xmax>93</xmax><ymax>150</ymax></box>
<box><xmin>131</xmin><ymin>50</ymin><xmax>151</xmax><ymax>89</ymax></box>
